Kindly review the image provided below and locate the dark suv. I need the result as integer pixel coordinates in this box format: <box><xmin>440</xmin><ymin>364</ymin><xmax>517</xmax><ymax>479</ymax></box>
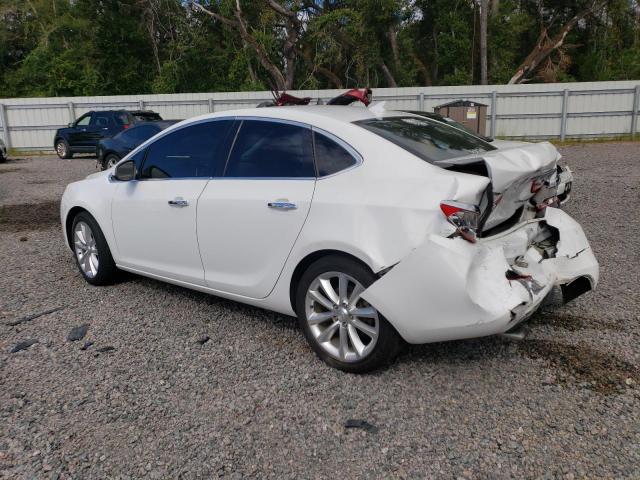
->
<box><xmin>54</xmin><ymin>110</ymin><xmax>162</xmax><ymax>159</ymax></box>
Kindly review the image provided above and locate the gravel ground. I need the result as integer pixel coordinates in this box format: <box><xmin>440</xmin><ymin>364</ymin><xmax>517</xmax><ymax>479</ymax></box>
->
<box><xmin>1</xmin><ymin>144</ymin><xmax>639</xmax><ymax>479</ymax></box>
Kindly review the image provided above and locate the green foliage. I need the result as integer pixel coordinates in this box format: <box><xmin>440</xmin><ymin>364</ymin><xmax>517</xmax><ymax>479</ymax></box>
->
<box><xmin>0</xmin><ymin>0</ymin><xmax>638</xmax><ymax>98</ymax></box>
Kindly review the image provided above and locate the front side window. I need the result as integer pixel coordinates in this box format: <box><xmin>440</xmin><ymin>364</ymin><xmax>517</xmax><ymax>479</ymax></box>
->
<box><xmin>225</xmin><ymin>120</ymin><xmax>314</xmax><ymax>178</ymax></box>
<box><xmin>313</xmin><ymin>130</ymin><xmax>358</xmax><ymax>176</ymax></box>
<box><xmin>76</xmin><ymin>114</ymin><xmax>92</xmax><ymax>126</ymax></box>
<box><xmin>354</xmin><ymin>116</ymin><xmax>495</xmax><ymax>164</ymax></box>
<box><xmin>140</xmin><ymin>120</ymin><xmax>233</xmax><ymax>179</ymax></box>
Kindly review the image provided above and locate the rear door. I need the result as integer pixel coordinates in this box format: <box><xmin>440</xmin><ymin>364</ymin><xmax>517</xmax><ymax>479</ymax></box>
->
<box><xmin>197</xmin><ymin>119</ymin><xmax>316</xmax><ymax>298</ymax></box>
<box><xmin>111</xmin><ymin>119</ymin><xmax>235</xmax><ymax>285</ymax></box>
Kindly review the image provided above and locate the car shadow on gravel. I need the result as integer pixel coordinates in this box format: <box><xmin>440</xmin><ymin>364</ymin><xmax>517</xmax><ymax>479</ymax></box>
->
<box><xmin>0</xmin><ymin>200</ymin><xmax>60</xmax><ymax>232</ymax></box>
<box><xmin>131</xmin><ymin>276</ymin><xmax>299</xmax><ymax>330</ymax></box>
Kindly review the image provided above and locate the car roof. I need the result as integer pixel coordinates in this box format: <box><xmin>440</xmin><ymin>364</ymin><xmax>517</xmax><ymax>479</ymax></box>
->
<box><xmin>129</xmin><ymin>120</ymin><xmax>178</xmax><ymax>129</ymax></box>
<box><xmin>188</xmin><ymin>105</ymin><xmax>410</xmax><ymax>127</ymax></box>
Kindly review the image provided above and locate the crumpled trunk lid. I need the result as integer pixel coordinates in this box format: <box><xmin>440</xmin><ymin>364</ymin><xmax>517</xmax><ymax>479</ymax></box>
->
<box><xmin>436</xmin><ymin>142</ymin><xmax>560</xmax><ymax>232</ymax></box>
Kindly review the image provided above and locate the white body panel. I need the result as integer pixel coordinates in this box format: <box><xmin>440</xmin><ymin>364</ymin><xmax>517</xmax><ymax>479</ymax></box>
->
<box><xmin>112</xmin><ymin>179</ymin><xmax>209</xmax><ymax>285</ymax></box>
<box><xmin>197</xmin><ymin>179</ymin><xmax>315</xmax><ymax>298</ymax></box>
<box><xmin>60</xmin><ymin>106</ymin><xmax>598</xmax><ymax>345</ymax></box>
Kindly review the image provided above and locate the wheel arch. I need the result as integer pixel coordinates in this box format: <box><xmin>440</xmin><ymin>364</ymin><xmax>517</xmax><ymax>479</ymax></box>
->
<box><xmin>65</xmin><ymin>206</ymin><xmax>89</xmax><ymax>251</ymax></box>
<box><xmin>288</xmin><ymin>249</ymin><xmax>376</xmax><ymax>314</ymax></box>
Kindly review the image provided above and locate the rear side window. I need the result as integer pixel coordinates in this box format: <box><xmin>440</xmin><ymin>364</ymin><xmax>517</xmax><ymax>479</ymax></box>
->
<box><xmin>133</xmin><ymin>112</ymin><xmax>162</xmax><ymax>122</ymax></box>
<box><xmin>140</xmin><ymin>120</ymin><xmax>233</xmax><ymax>179</ymax></box>
<box><xmin>114</xmin><ymin>112</ymin><xmax>130</xmax><ymax>126</ymax></box>
<box><xmin>121</xmin><ymin>125</ymin><xmax>159</xmax><ymax>143</ymax></box>
<box><xmin>354</xmin><ymin>116</ymin><xmax>495</xmax><ymax>164</ymax></box>
<box><xmin>225</xmin><ymin>120</ymin><xmax>314</xmax><ymax>178</ymax></box>
<box><xmin>313</xmin><ymin>130</ymin><xmax>358</xmax><ymax>176</ymax></box>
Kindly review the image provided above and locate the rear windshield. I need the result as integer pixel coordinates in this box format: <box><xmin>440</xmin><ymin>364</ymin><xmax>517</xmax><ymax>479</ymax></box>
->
<box><xmin>354</xmin><ymin>116</ymin><xmax>495</xmax><ymax>163</ymax></box>
<box><xmin>133</xmin><ymin>112</ymin><xmax>162</xmax><ymax>122</ymax></box>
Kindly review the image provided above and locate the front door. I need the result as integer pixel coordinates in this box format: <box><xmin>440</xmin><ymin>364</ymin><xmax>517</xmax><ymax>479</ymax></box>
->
<box><xmin>197</xmin><ymin>119</ymin><xmax>316</xmax><ymax>299</ymax></box>
<box><xmin>68</xmin><ymin>113</ymin><xmax>93</xmax><ymax>149</ymax></box>
<box><xmin>84</xmin><ymin>111</ymin><xmax>112</xmax><ymax>150</ymax></box>
<box><xmin>111</xmin><ymin>119</ymin><xmax>235</xmax><ymax>285</ymax></box>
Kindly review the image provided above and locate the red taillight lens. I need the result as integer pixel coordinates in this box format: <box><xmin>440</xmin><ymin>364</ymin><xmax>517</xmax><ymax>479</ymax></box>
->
<box><xmin>440</xmin><ymin>201</ymin><xmax>481</xmax><ymax>243</ymax></box>
<box><xmin>123</xmin><ymin>123</ymin><xmax>131</xmax><ymax>129</ymax></box>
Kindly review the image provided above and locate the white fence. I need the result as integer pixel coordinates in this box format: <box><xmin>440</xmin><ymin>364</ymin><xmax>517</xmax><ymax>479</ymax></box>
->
<box><xmin>1</xmin><ymin>80</ymin><xmax>639</xmax><ymax>152</ymax></box>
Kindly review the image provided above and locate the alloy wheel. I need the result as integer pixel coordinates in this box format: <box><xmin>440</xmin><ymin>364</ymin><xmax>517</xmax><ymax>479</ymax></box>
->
<box><xmin>56</xmin><ymin>142</ymin><xmax>67</xmax><ymax>158</ymax></box>
<box><xmin>106</xmin><ymin>155</ymin><xmax>119</xmax><ymax>169</ymax></box>
<box><xmin>304</xmin><ymin>271</ymin><xmax>379</xmax><ymax>362</ymax></box>
<box><xmin>74</xmin><ymin>221</ymin><xmax>99</xmax><ymax>278</ymax></box>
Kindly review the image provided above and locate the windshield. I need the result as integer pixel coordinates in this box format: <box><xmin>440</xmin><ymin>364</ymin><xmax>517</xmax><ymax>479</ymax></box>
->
<box><xmin>354</xmin><ymin>116</ymin><xmax>495</xmax><ymax>163</ymax></box>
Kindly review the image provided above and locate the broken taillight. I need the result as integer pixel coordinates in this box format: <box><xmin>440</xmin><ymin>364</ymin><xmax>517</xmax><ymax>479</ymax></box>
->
<box><xmin>440</xmin><ymin>201</ymin><xmax>481</xmax><ymax>243</ymax></box>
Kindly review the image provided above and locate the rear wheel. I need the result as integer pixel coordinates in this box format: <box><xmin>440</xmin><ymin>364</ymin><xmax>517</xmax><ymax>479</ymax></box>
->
<box><xmin>71</xmin><ymin>212</ymin><xmax>118</xmax><ymax>285</ymax></box>
<box><xmin>295</xmin><ymin>255</ymin><xmax>401</xmax><ymax>373</ymax></box>
<box><xmin>56</xmin><ymin>139</ymin><xmax>72</xmax><ymax>159</ymax></box>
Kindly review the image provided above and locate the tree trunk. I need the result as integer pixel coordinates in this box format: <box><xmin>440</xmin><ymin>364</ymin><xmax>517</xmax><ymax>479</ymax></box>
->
<box><xmin>508</xmin><ymin>8</ymin><xmax>593</xmax><ymax>84</ymax></box>
<box><xmin>380</xmin><ymin>62</ymin><xmax>398</xmax><ymax>88</ymax></box>
<box><xmin>387</xmin><ymin>25</ymin><xmax>400</xmax><ymax>68</ymax></box>
<box><xmin>192</xmin><ymin>1</ymin><xmax>288</xmax><ymax>90</ymax></box>
<box><xmin>479</xmin><ymin>0</ymin><xmax>488</xmax><ymax>85</ymax></box>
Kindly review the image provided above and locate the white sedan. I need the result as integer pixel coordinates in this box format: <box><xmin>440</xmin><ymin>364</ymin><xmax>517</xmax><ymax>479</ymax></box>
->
<box><xmin>60</xmin><ymin>106</ymin><xmax>599</xmax><ymax>372</ymax></box>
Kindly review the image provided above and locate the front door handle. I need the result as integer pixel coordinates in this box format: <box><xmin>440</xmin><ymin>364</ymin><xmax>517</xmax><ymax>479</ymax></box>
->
<box><xmin>268</xmin><ymin>201</ymin><xmax>297</xmax><ymax>210</ymax></box>
<box><xmin>168</xmin><ymin>198</ymin><xmax>189</xmax><ymax>207</ymax></box>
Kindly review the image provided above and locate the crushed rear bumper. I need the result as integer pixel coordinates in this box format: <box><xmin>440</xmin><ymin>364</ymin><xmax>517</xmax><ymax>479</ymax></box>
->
<box><xmin>360</xmin><ymin>207</ymin><xmax>598</xmax><ymax>344</ymax></box>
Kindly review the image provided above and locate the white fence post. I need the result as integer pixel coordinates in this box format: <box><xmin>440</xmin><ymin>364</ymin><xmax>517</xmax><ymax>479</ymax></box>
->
<box><xmin>0</xmin><ymin>103</ymin><xmax>10</xmax><ymax>150</ymax></box>
<box><xmin>490</xmin><ymin>90</ymin><xmax>497</xmax><ymax>138</ymax></box>
<box><xmin>138</xmin><ymin>99</ymin><xmax>145</xmax><ymax>110</ymax></box>
<box><xmin>208</xmin><ymin>98</ymin><xmax>215</xmax><ymax>113</ymax></box>
<box><xmin>418</xmin><ymin>92</ymin><xmax>425</xmax><ymax>111</ymax></box>
<box><xmin>67</xmin><ymin>101</ymin><xmax>76</xmax><ymax>124</ymax></box>
<box><xmin>560</xmin><ymin>89</ymin><xmax>570</xmax><ymax>141</ymax></box>
<box><xmin>631</xmin><ymin>85</ymin><xmax>640</xmax><ymax>140</ymax></box>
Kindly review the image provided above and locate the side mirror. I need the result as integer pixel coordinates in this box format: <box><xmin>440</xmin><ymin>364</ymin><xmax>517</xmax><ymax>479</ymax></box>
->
<box><xmin>68</xmin><ymin>122</ymin><xmax>74</xmax><ymax>127</ymax></box>
<box><xmin>113</xmin><ymin>160</ymin><xmax>136</xmax><ymax>181</ymax></box>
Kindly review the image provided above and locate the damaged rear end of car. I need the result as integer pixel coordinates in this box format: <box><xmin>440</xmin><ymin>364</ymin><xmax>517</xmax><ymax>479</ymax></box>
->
<box><xmin>354</xmin><ymin>122</ymin><xmax>598</xmax><ymax>344</ymax></box>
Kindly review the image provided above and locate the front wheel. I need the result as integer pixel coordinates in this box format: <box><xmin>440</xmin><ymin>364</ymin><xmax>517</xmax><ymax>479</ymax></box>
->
<box><xmin>55</xmin><ymin>139</ymin><xmax>72</xmax><ymax>159</ymax></box>
<box><xmin>71</xmin><ymin>212</ymin><xmax>118</xmax><ymax>285</ymax></box>
<box><xmin>295</xmin><ymin>255</ymin><xmax>401</xmax><ymax>373</ymax></box>
<box><xmin>102</xmin><ymin>153</ymin><xmax>120</xmax><ymax>171</ymax></box>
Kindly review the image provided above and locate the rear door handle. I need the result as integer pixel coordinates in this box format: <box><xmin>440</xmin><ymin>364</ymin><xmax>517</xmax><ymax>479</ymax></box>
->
<box><xmin>168</xmin><ymin>198</ymin><xmax>189</xmax><ymax>207</ymax></box>
<box><xmin>268</xmin><ymin>201</ymin><xmax>297</xmax><ymax>210</ymax></box>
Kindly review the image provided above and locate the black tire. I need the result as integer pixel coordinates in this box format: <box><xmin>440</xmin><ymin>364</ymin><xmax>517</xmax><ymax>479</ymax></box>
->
<box><xmin>55</xmin><ymin>139</ymin><xmax>72</xmax><ymax>159</ymax></box>
<box><xmin>295</xmin><ymin>255</ymin><xmax>401</xmax><ymax>373</ymax></box>
<box><xmin>102</xmin><ymin>153</ymin><xmax>120</xmax><ymax>171</ymax></box>
<box><xmin>71</xmin><ymin>211</ymin><xmax>119</xmax><ymax>286</ymax></box>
